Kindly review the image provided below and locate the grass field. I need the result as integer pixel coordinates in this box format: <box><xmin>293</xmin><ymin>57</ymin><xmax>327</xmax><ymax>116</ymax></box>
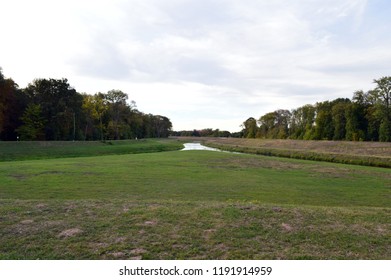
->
<box><xmin>0</xmin><ymin>139</ymin><xmax>390</xmax><ymax>259</ymax></box>
<box><xmin>0</xmin><ymin>139</ymin><xmax>183</xmax><ymax>161</ymax></box>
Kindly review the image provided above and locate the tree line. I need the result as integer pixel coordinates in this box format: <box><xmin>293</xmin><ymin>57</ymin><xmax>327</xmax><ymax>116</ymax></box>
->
<box><xmin>241</xmin><ymin>76</ymin><xmax>391</xmax><ymax>142</ymax></box>
<box><xmin>0</xmin><ymin>68</ymin><xmax>172</xmax><ymax>141</ymax></box>
<box><xmin>171</xmin><ymin>128</ymin><xmax>235</xmax><ymax>138</ymax></box>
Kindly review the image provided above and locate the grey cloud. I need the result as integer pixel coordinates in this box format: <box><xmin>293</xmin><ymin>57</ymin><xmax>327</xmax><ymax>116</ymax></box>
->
<box><xmin>49</xmin><ymin>0</ymin><xmax>391</xmax><ymax>130</ymax></box>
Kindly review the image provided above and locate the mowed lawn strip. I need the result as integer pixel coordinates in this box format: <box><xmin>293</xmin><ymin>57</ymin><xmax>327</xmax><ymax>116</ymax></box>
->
<box><xmin>0</xmin><ymin>139</ymin><xmax>184</xmax><ymax>162</ymax></box>
<box><xmin>1</xmin><ymin>151</ymin><xmax>390</xmax><ymax>207</ymax></box>
<box><xmin>0</xmin><ymin>150</ymin><xmax>390</xmax><ymax>259</ymax></box>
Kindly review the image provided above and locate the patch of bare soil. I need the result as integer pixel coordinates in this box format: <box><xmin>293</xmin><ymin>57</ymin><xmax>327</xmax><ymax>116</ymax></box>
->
<box><xmin>203</xmin><ymin>229</ymin><xmax>216</xmax><ymax>240</ymax></box>
<box><xmin>9</xmin><ymin>174</ymin><xmax>29</xmax><ymax>181</ymax></box>
<box><xmin>115</xmin><ymin>237</ymin><xmax>127</xmax><ymax>243</ymax></box>
<box><xmin>144</xmin><ymin>220</ymin><xmax>157</xmax><ymax>226</ymax></box>
<box><xmin>36</xmin><ymin>203</ymin><xmax>47</xmax><ymax>209</ymax></box>
<box><xmin>130</xmin><ymin>248</ymin><xmax>147</xmax><ymax>255</ymax></box>
<box><xmin>58</xmin><ymin>228</ymin><xmax>83</xmax><ymax>238</ymax></box>
<box><xmin>130</xmin><ymin>255</ymin><xmax>143</xmax><ymax>260</ymax></box>
<box><xmin>125</xmin><ymin>248</ymin><xmax>147</xmax><ymax>260</ymax></box>
<box><xmin>281</xmin><ymin>223</ymin><xmax>293</xmax><ymax>232</ymax></box>
<box><xmin>20</xmin><ymin>219</ymin><xmax>34</xmax><ymax>225</ymax></box>
<box><xmin>109</xmin><ymin>252</ymin><xmax>126</xmax><ymax>258</ymax></box>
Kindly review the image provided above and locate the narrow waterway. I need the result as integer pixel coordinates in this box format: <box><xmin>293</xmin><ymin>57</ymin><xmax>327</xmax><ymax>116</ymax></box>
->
<box><xmin>181</xmin><ymin>143</ymin><xmax>221</xmax><ymax>151</ymax></box>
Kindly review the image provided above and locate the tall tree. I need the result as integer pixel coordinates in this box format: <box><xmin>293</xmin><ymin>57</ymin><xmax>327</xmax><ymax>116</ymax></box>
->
<box><xmin>106</xmin><ymin>90</ymin><xmax>129</xmax><ymax>140</ymax></box>
<box><xmin>152</xmin><ymin>115</ymin><xmax>173</xmax><ymax>138</ymax></box>
<box><xmin>290</xmin><ymin>104</ymin><xmax>316</xmax><ymax>140</ymax></box>
<box><xmin>331</xmin><ymin>99</ymin><xmax>350</xmax><ymax>140</ymax></box>
<box><xmin>313</xmin><ymin>101</ymin><xmax>334</xmax><ymax>140</ymax></box>
<box><xmin>345</xmin><ymin>91</ymin><xmax>367</xmax><ymax>141</ymax></box>
<box><xmin>258</xmin><ymin>112</ymin><xmax>276</xmax><ymax>138</ymax></box>
<box><xmin>16</xmin><ymin>104</ymin><xmax>45</xmax><ymax>140</ymax></box>
<box><xmin>242</xmin><ymin>117</ymin><xmax>258</xmax><ymax>138</ymax></box>
<box><xmin>25</xmin><ymin>78</ymin><xmax>83</xmax><ymax>140</ymax></box>
<box><xmin>89</xmin><ymin>93</ymin><xmax>108</xmax><ymax>141</ymax></box>
<box><xmin>0</xmin><ymin>69</ymin><xmax>28</xmax><ymax>140</ymax></box>
<box><xmin>374</xmin><ymin>77</ymin><xmax>391</xmax><ymax>141</ymax></box>
<box><xmin>290</xmin><ymin>104</ymin><xmax>315</xmax><ymax>140</ymax></box>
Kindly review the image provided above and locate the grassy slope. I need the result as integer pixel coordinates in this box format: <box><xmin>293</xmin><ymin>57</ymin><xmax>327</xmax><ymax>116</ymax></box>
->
<box><xmin>1</xmin><ymin>148</ymin><xmax>390</xmax><ymax>259</ymax></box>
<box><xmin>199</xmin><ymin>138</ymin><xmax>391</xmax><ymax>168</ymax></box>
<box><xmin>0</xmin><ymin>139</ymin><xmax>184</xmax><ymax>161</ymax></box>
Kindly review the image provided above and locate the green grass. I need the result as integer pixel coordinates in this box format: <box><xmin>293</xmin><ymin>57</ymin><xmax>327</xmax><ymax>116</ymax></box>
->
<box><xmin>0</xmin><ymin>141</ymin><xmax>390</xmax><ymax>259</ymax></box>
<box><xmin>0</xmin><ymin>139</ymin><xmax>184</xmax><ymax>161</ymax></box>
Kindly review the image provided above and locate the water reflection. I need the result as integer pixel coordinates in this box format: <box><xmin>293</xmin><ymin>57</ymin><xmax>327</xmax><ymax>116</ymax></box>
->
<box><xmin>181</xmin><ymin>143</ymin><xmax>221</xmax><ymax>151</ymax></box>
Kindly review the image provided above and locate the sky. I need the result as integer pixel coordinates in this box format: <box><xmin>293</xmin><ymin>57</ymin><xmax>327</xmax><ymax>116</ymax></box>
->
<box><xmin>1</xmin><ymin>0</ymin><xmax>391</xmax><ymax>132</ymax></box>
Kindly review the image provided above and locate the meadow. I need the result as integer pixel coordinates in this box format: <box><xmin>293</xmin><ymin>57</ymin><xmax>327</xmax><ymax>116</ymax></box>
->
<box><xmin>202</xmin><ymin>138</ymin><xmax>391</xmax><ymax>167</ymax></box>
<box><xmin>0</xmin><ymin>139</ymin><xmax>390</xmax><ymax>259</ymax></box>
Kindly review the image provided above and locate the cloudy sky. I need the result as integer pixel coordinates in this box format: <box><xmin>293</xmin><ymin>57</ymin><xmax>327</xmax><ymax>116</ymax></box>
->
<box><xmin>1</xmin><ymin>0</ymin><xmax>390</xmax><ymax>131</ymax></box>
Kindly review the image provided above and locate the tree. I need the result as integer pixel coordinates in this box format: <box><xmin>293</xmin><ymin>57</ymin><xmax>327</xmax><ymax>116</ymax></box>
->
<box><xmin>373</xmin><ymin>77</ymin><xmax>391</xmax><ymax>141</ymax></box>
<box><xmin>242</xmin><ymin>117</ymin><xmax>258</xmax><ymax>138</ymax></box>
<box><xmin>331</xmin><ymin>99</ymin><xmax>350</xmax><ymax>140</ymax></box>
<box><xmin>106</xmin><ymin>90</ymin><xmax>129</xmax><ymax>140</ymax></box>
<box><xmin>258</xmin><ymin>110</ymin><xmax>291</xmax><ymax>139</ymax></box>
<box><xmin>25</xmin><ymin>78</ymin><xmax>83</xmax><ymax>140</ymax></box>
<box><xmin>1</xmin><ymin>67</ymin><xmax>175</xmax><ymax>141</ymax></box>
<box><xmin>290</xmin><ymin>104</ymin><xmax>315</xmax><ymax>140</ymax></box>
<box><xmin>313</xmin><ymin>101</ymin><xmax>334</xmax><ymax>140</ymax></box>
<box><xmin>0</xmin><ymin>69</ymin><xmax>28</xmax><ymax>140</ymax></box>
<box><xmin>16</xmin><ymin>104</ymin><xmax>45</xmax><ymax>140</ymax></box>
<box><xmin>153</xmin><ymin>115</ymin><xmax>172</xmax><ymax>138</ymax></box>
<box><xmin>82</xmin><ymin>93</ymin><xmax>108</xmax><ymax>141</ymax></box>
<box><xmin>275</xmin><ymin>109</ymin><xmax>291</xmax><ymax>139</ymax></box>
<box><xmin>345</xmin><ymin>91</ymin><xmax>367</xmax><ymax>141</ymax></box>
<box><xmin>258</xmin><ymin>112</ymin><xmax>276</xmax><ymax>138</ymax></box>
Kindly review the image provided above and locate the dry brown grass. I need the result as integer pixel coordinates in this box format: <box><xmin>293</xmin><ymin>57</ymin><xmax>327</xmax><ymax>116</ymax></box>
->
<box><xmin>203</xmin><ymin>138</ymin><xmax>391</xmax><ymax>157</ymax></box>
<box><xmin>180</xmin><ymin>137</ymin><xmax>391</xmax><ymax>167</ymax></box>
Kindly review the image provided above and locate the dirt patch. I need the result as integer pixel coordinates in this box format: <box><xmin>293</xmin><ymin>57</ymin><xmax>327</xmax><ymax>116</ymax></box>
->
<box><xmin>38</xmin><ymin>171</ymin><xmax>66</xmax><ymax>175</ymax></box>
<box><xmin>58</xmin><ymin>228</ymin><xmax>83</xmax><ymax>238</ymax></box>
<box><xmin>44</xmin><ymin>220</ymin><xmax>64</xmax><ymax>227</ymax></box>
<box><xmin>272</xmin><ymin>207</ymin><xmax>283</xmax><ymax>212</ymax></box>
<box><xmin>130</xmin><ymin>248</ymin><xmax>147</xmax><ymax>255</ymax></box>
<box><xmin>91</xmin><ymin>242</ymin><xmax>108</xmax><ymax>248</ymax></box>
<box><xmin>144</xmin><ymin>220</ymin><xmax>157</xmax><ymax>226</ymax></box>
<box><xmin>203</xmin><ymin>229</ymin><xmax>216</xmax><ymax>240</ymax></box>
<box><xmin>212</xmin><ymin>243</ymin><xmax>230</xmax><ymax>258</ymax></box>
<box><xmin>376</xmin><ymin>226</ymin><xmax>388</xmax><ymax>235</ymax></box>
<box><xmin>9</xmin><ymin>174</ymin><xmax>29</xmax><ymax>181</ymax></box>
<box><xmin>281</xmin><ymin>223</ymin><xmax>293</xmax><ymax>232</ymax></box>
<box><xmin>20</xmin><ymin>219</ymin><xmax>34</xmax><ymax>225</ymax></box>
<box><xmin>89</xmin><ymin>242</ymin><xmax>109</xmax><ymax>253</ymax></box>
<box><xmin>64</xmin><ymin>203</ymin><xmax>78</xmax><ymax>212</ymax></box>
<box><xmin>109</xmin><ymin>252</ymin><xmax>126</xmax><ymax>258</ymax></box>
<box><xmin>115</xmin><ymin>237</ymin><xmax>127</xmax><ymax>243</ymax></box>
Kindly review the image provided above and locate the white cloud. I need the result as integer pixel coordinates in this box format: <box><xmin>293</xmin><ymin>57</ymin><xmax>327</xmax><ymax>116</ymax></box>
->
<box><xmin>0</xmin><ymin>0</ymin><xmax>390</xmax><ymax>131</ymax></box>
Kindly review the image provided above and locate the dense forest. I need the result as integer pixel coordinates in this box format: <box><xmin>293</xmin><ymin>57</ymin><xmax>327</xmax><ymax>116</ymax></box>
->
<box><xmin>0</xmin><ymin>68</ymin><xmax>172</xmax><ymax>141</ymax></box>
<box><xmin>241</xmin><ymin>76</ymin><xmax>391</xmax><ymax>142</ymax></box>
